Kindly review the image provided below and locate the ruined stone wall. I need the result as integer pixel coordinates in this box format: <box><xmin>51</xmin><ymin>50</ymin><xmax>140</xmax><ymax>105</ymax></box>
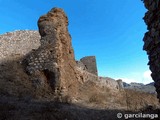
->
<box><xmin>76</xmin><ymin>61</ymin><xmax>87</xmax><ymax>71</ymax></box>
<box><xmin>98</xmin><ymin>77</ymin><xmax>124</xmax><ymax>90</ymax></box>
<box><xmin>143</xmin><ymin>0</ymin><xmax>160</xmax><ymax>100</ymax></box>
<box><xmin>117</xmin><ymin>79</ymin><xmax>124</xmax><ymax>89</ymax></box>
<box><xmin>0</xmin><ymin>30</ymin><xmax>40</xmax><ymax>61</ymax></box>
<box><xmin>76</xmin><ymin>67</ymin><xmax>98</xmax><ymax>83</ymax></box>
<box><xmin>80</xmin><ymin>56</ymin><xmax>98</xmax><ymax>76</ymax></box>
<box><xmin>23</xmin><ymin>8</ymin><xmax>79</xmax><ymax>100</ymax></box>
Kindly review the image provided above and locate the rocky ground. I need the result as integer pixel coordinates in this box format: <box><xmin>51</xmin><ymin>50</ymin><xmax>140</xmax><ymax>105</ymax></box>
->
<box><xmin>0</xmin><ymin>59</ymin><xmax>159</xmax><ymax>120</ymax></box>
<box><xmin>0</xmin><ymin>95</ymin><xmax>159</xmax><ymax>120</ymax></box>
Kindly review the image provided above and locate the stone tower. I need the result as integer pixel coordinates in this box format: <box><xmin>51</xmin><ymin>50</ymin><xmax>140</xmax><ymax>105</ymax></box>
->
<box><xmin>80</xmin><ymin>56</ymin><xmax>98</xmax><ymax>76</ymax></box>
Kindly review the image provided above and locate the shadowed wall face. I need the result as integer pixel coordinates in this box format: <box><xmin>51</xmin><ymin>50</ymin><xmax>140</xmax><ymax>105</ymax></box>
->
<box><xmin>142</xmin><ymin>0</ymin><xmax>160</xmax><ymax>101</ymax></box>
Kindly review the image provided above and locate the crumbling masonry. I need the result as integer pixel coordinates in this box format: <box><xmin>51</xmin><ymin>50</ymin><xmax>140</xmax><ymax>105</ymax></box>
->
<box><xmin>143</xmin><ymin>0</ymin><xmax>160</xmax><ymax>101</ymax></box>
<box><xmin>23</xmin><ymin>8</ymin><xmax>79</xmax><ymax>99</ymax></box>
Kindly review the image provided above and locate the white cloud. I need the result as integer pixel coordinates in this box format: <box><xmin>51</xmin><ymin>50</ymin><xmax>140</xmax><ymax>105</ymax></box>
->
<box><xmin>116</xmin><ymin>70</ymin><xmax>153</xmax><ymax>84</ymax></box>
<box><xmin>142</xmin><ymin>70</ymin><xmax>153</xmax><ymax>84</ymax></box>
<box><xmin>143</xmin><ymin>70</ymin><xmax>151</xmax><ymax>79</ymax></box>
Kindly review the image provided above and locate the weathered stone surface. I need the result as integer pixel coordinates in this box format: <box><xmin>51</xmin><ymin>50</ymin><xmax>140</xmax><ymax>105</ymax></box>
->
<box><xmin>23</xmin><ymin>8</ymin><xmax>79</xmax><ymax>100</ymax></box>
<box><xmin>98</xmin><ymin>77</ymin><xmax>123</xmax><ymax>90</ymax></box>
<box><xmin>0</xmin><ymin>30</ymin><xmax>40</xmax><ymax>61</ymax></box>
<box><xmin>142</xmin><ymin>0</ymin><xmax>160</xmax><ymax>101</ymax></box>
<box><xmin>76</xmin><ymin>60</ymin><xmax>87</xmax><ymax>70</ymax></box>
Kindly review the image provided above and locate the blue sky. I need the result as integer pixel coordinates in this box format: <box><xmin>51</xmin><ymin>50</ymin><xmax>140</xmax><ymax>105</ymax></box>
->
<box><xmin>0</xmin><ymin>0</ymin><xmax>152</xmax><ymax>84</ymax></box>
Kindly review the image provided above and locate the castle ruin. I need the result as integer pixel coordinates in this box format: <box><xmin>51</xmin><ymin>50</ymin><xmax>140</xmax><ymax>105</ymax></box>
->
<box><xmin>0</xmin><ymin>7</ymin><xmax>136</xmax><ymax>102</ymax></box>
<box><xmin>80</xmin><ymin>56</ymin><xmax>98</xmax><ymax>76</ymax></box>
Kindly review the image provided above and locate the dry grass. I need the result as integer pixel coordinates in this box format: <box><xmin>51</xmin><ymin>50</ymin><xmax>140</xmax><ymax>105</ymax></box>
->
<box><xmin>76</xmin><ymin>80</ymin><xmax>160</xmax><ymax>110</ymax></box>
<box><xmin>0</xmin><ymin>59</ymin><xmax>55</xmax><ymax>100</ymax></box>
<box><xmin>0</xmin><ymin>58</ymin><xmax>159</xmax><ymax>120</ymax></box>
